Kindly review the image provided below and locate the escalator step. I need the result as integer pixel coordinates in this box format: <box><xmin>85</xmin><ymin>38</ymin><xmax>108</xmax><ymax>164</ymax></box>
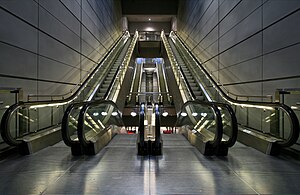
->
<box><xmin>194</xmin><ymin>91</ymin><xmax>202</xmax><ymax>96</ymax></box>
<box><xmin>97</xmin><ymin>92</ymin><xmax>105</xmax><ymax>97</ymax></box>
<box><xmin>196</xmin><ymin>96</ymin><xmax>205</xmax><ymax>101</ymax></box>
<box><xmin>191</xmin><ymin>87</ymin><xmax>200</xmax><ymax>91</ymax></box>
<box><xmin>99</xmin><ymin>88</ymin><xmax>107</xmax><ymax>93</ymax></box>
<box><xmin>189</xmin><ymin>83</ymin><xmax>197</xmax><ymax>87</ymax></box>
<box><xmin>94</xmin><ymin>96</ymin><xmax>102</xmax><ymax>101</ymax></box>
<box><xmin>187</xmin><ymin>79</ymin><xmax>195</xmax><ymax>83</ymax></box>
<box><xmin>102</xmin><ymin>84</ymin><xmax>110</xmax><ymax>88</ymax></box>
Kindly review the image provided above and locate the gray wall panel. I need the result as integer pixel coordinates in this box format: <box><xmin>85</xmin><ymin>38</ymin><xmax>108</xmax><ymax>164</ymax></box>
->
<box><xmin>263</xmin><ymin>78</ymin><xmax>300</xmax><ymax>97</ymax></box>
<box><xmin>39</xmin><ymin>33</ymin><xmax>80</xmax><ymax>67</ymax></box>
<box><xmin>263</xmin><ymin>0</ymin><xmax>300</xmax><ymax>27</ymax></box>
<box><xmin>0</xmin><ymin>0</ymin><xmax>122</xmax><ymax>101</ymax></box>
<box><xmin>39</xmin><ymin>0</ymin><xmax>81</xmax><ymax>36</ymax></box>
<box><xmin>0</xmin><ymin>78</ymin><xmax>38</xmax><ymax>99</ymax></box>
<box><xmin>219</xmin><ymin>0</ymin><xmax>240</xmax><ymax>19</ymax></box>
<box><xmin>219</xmin><ymin>8</ymin><xmax>261</xmax><ymax>52</ymax></box>
<box><xmin>219</xmin><ymin>0</ymin><xmax>261</xmax><ymax>36</ymax></box>
<box><xmin>0</xmin><ymin>0</ymin><xmax>38</xmax><ymax>26</ymax></box>
<box><xmin>219</xmin><ymin>34</ymin><xmax>262</xmax><ymax>67</ymax></box>
<box><xmin>38</xmin><ymin>57</ymin><xmax>80</xmax><ymax>83</ymax></box>
<box><xmin>263</xmin><ymin>44</ymin><xmax>300</xmax><ymax>79</ymax></box>
<box><xmin>39</xmin><ymin>7</ymin><xmax>80</xmax><ymax>51</ymax></box>
<box><xmin>0</xmin><ymin>9</ymin><xmax>38</xmax><ymax>53</ymax></box>
<box><xmin>218</xmin><ymin>57</ymin><xmax>262</xmax><ymax>84</ymax></box>
<box><xmin>60</xmin><ymin>0</ymin><xmax>81</xmax><ymax>21</ymax></box>
<box><xmin>0</xmin><ymin>43</ymin><xmax>37</xmax><ymax>78</ymax></box>
<box><xmin>263</xmin><ymin>11</ymin><xmax>300</xmax><ymax>53</ymax></box>
<box><xmin>178</xmin><ymin>0</ymin><xmax>300</xmax><ymax>102</ymax></box>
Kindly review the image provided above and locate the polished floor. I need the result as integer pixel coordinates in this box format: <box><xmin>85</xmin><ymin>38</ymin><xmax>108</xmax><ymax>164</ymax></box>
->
<box><xmin>0</xmin><ymin>134</ymin><xmax>300</xmax><ymax>195</ymax></box>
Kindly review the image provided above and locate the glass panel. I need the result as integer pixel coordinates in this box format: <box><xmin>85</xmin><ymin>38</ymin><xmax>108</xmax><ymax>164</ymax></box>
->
<box><xmin>68</xmin><ymin>106</ymin><xmax>82</xmax><ymax>141</ymax></box>
<box><xmin>82</xmin><ymin>103</ymin><xmax>123</xmax><ymax>142</ymax></box>
<box><xmin>0</xmin><ymin>92</ymin><xmax>18</xmax><ymax>143</ymax></box>
<box><xmin>177</xmin><ymin>102</ymin><xmax>217</xmax><ymax>142</ymax></box>
<box><xmin>219</xmin><ymin>107</ymin><xmax>233</xmax><ymax>142</ymax></box>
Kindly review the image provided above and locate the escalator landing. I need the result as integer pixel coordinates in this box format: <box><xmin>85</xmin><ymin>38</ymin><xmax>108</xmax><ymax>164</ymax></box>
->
<box><xmin>0</xmin><ymin>134</ymin><xmax>300</xmax><ymax>194</ymax></box>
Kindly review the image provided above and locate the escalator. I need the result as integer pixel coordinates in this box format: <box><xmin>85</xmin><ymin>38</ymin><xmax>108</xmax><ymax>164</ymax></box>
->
<box><xmin>0</xmin><ymin>31</ymin><xmax>138</xmax><ymax>155</ymax></box>
<box><xmin>162</xmin><ymin>31</ymin><xmax>238</xmax><ymax>156</ymax></box>
<box><xmin>137</xmin><ymin>102</ymin><xmax>162</xmax><ymax>155</ymax></box>
<box><xmin>165</xmin><ymin>31</ymin><xmax>299</xmax><ymax>155</ymax></box>
<box><xmin>62</xmin><ymin>31</ymin><xmax>138</xmax><ymax>155</ymax></box>
<box><xmin>168</xmin><ymin>40</ymin><xmax>205</xmax><ymax>101</ymax></box>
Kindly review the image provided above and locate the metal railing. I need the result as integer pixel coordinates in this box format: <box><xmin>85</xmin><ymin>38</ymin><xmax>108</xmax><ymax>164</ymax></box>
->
<box><xmin>0</xmin><ymin>32</ymin><xmax>130</xmax><ymax>146</ymax></box>
<box><xmin>61</xmin><ymin>31</ymin><xmax>139</xmax><ymax>149</ymax></box>
<box><xmin>166</xmin><ymin>31</ymin><xmax>299</xmax><ymax>147</ymax></box>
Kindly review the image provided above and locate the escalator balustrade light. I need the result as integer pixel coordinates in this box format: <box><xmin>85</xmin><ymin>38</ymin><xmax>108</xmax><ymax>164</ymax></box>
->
<box><xmin>111</xmin><ymin>111</ymin><xmax>118</xmax><ymax>116</ymax></box>
<box><xmin>291</xmin><ymin>106</ymin><xmax>298</xmax><ymax>110</ymax></box>
<box><xmin>162</xmin><ymin>111</ymin><xmax>168</xmax><ymax>117</ymax></box>
<box><xmin>93</xmin><ymin>112</ymin><xmax>99</xmax><ymax>116</ymax></box>
<box><xmin>192</xmin><ymin>129</ymin><xmax>197</xmax><ymax>134</ymax></box>
<box><xmin>131</xmin><ymin>111</ymin><xmax>137</xmax><ymax>117</ymax></box>
<box><xmin>200</xmin><ymin>113</ymin><xmax>207</xmax><ymax>117</ymax></box>
<box><xmin>101</xmin><ymin>111</ymin><xmax>108</xmax><ymax>116</ymax></box>
<box><xmin>242</xmin><ymin>129</ymin><xmax>252</xmax><ymax>134</ymax></box>
<box><xmin>29</xmin><ymin>101</ymin><xmax>72</xmax><ymax>109</ymax></box>
<box><xmin>192</xmin><ymin>112</ymin><xmax>198</xmax><ymax>117</ymax></box>
<box><xmin>180</xmin><ymin>112</ymin><xmax>187</xmax><ymax>117</ymax></box>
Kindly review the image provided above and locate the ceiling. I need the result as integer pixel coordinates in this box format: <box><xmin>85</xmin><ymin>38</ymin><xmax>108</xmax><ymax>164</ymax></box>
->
<box><xmin>122</xmin><ymin>0</ymin><xmax>178</xmax><ymax>21</ymax></box>
<box><xmin>125</xmin><ymin>15</ymin><xmax>175</xmax><ymax>22</ymax></box>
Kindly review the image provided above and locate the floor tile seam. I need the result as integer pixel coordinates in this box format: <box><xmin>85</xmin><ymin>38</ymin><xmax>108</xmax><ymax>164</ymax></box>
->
<box><xmin>232</xmin><ymin>171</ymin><xmax>300</xmax><ymax>175</ymax></box>
<box><xmin>0</xmin><ymin>170</ymin><xmax>67</xmax><ymax>174</ymax></box>
<box><xmin>39</xmin><ymin>159</ymin><xmax>80</xmax><ymax>195</ymax></box>
<box><xmin>229</xmin><ymin>166</ymin><xmax>261</xmax><ymax>195</ymax></box>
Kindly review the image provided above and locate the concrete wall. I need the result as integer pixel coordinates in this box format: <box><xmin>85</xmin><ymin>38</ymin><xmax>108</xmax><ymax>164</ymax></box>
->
<box><xmin>177</xmin><ymin>0</ymin><xmax>300</xmax><ymax>100</ymax></box>
<box><xmin>0</xmin><ymin>0</ymin><xmax>122</xmax><ymax>101</ymax></box>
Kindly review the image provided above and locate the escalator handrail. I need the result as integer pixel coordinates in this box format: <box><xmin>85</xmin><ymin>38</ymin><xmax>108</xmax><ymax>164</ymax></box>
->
<box><xmin>163</xmin><ymin>33</ymin><xmax>236</xmax><ymax>148</ymax></box>
<box><xmin>105</xmin><ymin>31</ymin><xmax>139</xmax><ymax>101</ymax></box>
<box><xmin>155</xmin><ymin>103</ymin><xmax>161</xmax><ymax>147</ymax></box>
<box><xmin>162</xmin><ymin>35</ymin><xmax>195</xmax><ymax>102</ymax></box>
<box><xmin>61</xmin><ymin>31</ymin><xmax>138</xmax><ymax>147</ymax></box>
<box><xmin>170</xmin><ymin>31</ymin><xmax>299</xmax><ymax>147</ymax></box>
<box><xmin>77</xmin><ymin>100</ymin><xmax>123</xmax><ymax>150</ymax></box>
<box><xmin>0</xmin><ymin>32</ymin><xmax>129</xmax><ymax>146</ymax></box>
<box><xmin>177</xmin><ymin>100</ymin><xmax>223</xmax><ymax>148</ymax></box>
<box><xmin>61</xmin><ymin>102</ymin><xmax>87</xmax><ymax>147</ymax></box>
<box><xmin>200</xmin><ymin>100</ymin><xmax>238</xmax><ymax>147</ymax></box>
<box><xmin>139</xmin><ymin>103</ymin><xmax>145</xmax><ymax>147</ymax></box>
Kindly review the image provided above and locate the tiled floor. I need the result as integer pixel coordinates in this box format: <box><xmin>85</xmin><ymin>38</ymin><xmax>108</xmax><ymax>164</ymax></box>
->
<box><xmin>0</xmin><ymin>134</ymin><xmax>300</xmax><ymax>194</ymax></box>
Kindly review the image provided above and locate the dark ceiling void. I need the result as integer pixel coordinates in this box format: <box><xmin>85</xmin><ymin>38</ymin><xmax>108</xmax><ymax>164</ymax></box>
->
<box><xmin>122</xmin><ymin>0</ymin><xmax>178</xmax><ymax>15</ymax></box>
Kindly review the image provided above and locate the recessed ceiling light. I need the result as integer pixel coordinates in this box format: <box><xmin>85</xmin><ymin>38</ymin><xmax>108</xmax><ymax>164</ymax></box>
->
<box><xmin>148</xmin><ymin>18</ymin><xmax>151</xmax><ymax>21</ymax></box>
